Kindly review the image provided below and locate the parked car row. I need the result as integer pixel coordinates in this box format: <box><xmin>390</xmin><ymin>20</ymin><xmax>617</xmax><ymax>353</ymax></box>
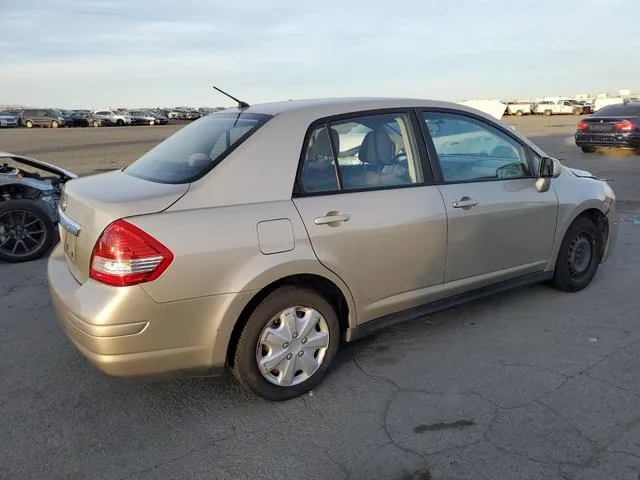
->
<box><xmin>0</xmin><ymin>108</ymin><xmax>176</xmax><ymax>128</ymax></box>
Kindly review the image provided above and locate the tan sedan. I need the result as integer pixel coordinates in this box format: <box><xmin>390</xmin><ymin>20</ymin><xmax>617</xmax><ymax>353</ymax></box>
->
<box><xmin>48</xmin><ymin>98</ymin><xmax>618</xmax><ymax>401</ymax></box>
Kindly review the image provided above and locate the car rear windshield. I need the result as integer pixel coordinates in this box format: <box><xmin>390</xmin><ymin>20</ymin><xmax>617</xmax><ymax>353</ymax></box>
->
<box><xmin>125</xmin><ymin>112</ymin><xmax>271</xmax><ymax>184</ymax></box>
<box><xmin>594</xmin><ymin>104</ymin><xmax>640</xmax><ymax>117</ymax></box>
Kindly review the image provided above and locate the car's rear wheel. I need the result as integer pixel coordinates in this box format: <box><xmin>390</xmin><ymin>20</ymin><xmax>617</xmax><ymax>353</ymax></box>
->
<box><xmin>149</xmin><ymin>119</ymin><xmax>155</xmax><ymax>125</ymax></box>
<box><xmin>24</xmin><ymin>120</ymin><xmax>33</xmax><ymax>128</ymax></box>
<box><xmin>232</xmin><ymin>286</ymin><xmax>340</xmax><ymax>401</ymax></box>
<box><xmin>581</xmin><ymin>146</ymin><xmax>597</xmax><ymax>153</ymax></box>
<box><xmin>116</xmin><ymin>119</ymin><xmax>124</xmax><ymax>126</ymax></box>
<box><xmin>92</xmin><ymin>120</ymin><xmax>100</xmax><ymax>128</ymax></box>
<box><xmin>50</xmin><ymin>120</ymin><xmax>59</xmax><ymax>128</ymax></box>
<box><xmin>515</xmin><ymin>110</ymin><xmax>524</xmax><ymax>117</ymax></box>
<box><xmin>544</xmin><ymin>109</ymin><xmax>552</xmax><ymax>116</ymax></box>
<box><xmin>0</xmin><ymin>200</ymin><xmax>56</xmax><ymax>263</ymax></box>
<box><xmin>549</xmin><ymin>216</ymin><xmax>601</xmax><ymax>292</ymax></box>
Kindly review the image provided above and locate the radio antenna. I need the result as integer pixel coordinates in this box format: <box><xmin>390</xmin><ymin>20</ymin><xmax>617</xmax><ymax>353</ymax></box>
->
<box><xmin>212</xmin><ymin>86</ymin><xmax>250</xmax><ymax>109</ymax></box>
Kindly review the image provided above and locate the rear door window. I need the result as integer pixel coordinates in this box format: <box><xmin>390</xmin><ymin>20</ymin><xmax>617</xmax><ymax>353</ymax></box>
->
<box><xmin>125</xmin><ymin>112</ymin><xmax>271</xmax><ymax>184</ymax></box>
<box><xmin>298</xmin><ymin>111</ymin><xmax>423</xmax><ymax>194</ymax></box>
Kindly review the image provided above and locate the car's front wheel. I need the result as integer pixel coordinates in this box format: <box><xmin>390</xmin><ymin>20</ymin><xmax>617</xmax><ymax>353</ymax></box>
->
<box><xmin>581</xmin><ymin>146</ymin><xmax>597</xmax><ymax>153</ymax></box>
<box><xmin>232</xmin><ymin>286</ymin><xmax>340</xmax><ymax>401</ymax></box>
<box><xmin>549</xmin><ymin>216</ymin><xmax>601</xmax><ymax>292</ymax></box>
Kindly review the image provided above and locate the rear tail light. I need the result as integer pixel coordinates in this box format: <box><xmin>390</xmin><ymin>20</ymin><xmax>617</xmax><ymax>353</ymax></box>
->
<box><xmin>576</xmin><ymin>120</ymin><xmax>588</xmax><ymax>131</ymax></box>
<box><xmin>89</xmin><ymin>219</ymin><xmax>174</xmax><ymax>287</ymax></box>
<box><xmin>615</xmin><ymin>120</ymin><xmax>636</xmax><ymax>132</ymax></box>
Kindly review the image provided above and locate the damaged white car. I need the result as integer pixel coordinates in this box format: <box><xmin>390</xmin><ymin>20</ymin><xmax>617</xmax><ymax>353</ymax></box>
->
<box><xmin>0</xmin><ymin>152</ymin><xmax>76</xmax><ymax>262</ymax></box>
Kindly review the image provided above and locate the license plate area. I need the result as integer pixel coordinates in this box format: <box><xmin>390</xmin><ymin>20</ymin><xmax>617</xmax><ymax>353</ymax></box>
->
<box><xmin>62</xmin><ymin>229</ymin><xmax>77</xmax><ymax>262</ymax></box>
<box><xmin>58</xmin><ymin>209</ymin><xmax>81</xmax><ymax>263</ymax></box>
<box><xmin>590</xmin><ymin>124</ymin><xmax>613</xmax><ymax>133</ymax></box>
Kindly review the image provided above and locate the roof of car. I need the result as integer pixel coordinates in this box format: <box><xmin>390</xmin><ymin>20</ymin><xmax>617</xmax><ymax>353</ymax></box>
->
<box><xmin>221</xmin><ymin>97</ymin><xmax>475</xmax><ymax>117</ymax></box>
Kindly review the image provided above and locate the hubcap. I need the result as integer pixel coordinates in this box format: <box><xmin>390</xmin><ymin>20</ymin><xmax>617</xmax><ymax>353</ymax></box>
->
<box><xmin>256</xmin><ymin>306</ymin><xmax>330</xmax><ymax>387</ymax></box>
<box><xmin>567</xmin><ymin>233</ymin><xmax>593</xmax><ymax>279</ymax></box>
<box><xmin>0</xmin><ymin>210</ymin><xmax>47</xmax><ymax>258</ymax></box>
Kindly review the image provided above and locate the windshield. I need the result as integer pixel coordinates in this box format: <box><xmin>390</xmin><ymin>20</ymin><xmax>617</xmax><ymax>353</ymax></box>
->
<box><xmin>125</xmin><ymin>112</ymin><xmax>271</xmax><ymax>184</ymax></box>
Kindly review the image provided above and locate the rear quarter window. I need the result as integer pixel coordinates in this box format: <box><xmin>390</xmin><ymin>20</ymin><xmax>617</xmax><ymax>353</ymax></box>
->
<box><xmin>125</xmin><ymin>112</ymin><xmax>271</xmax><ymax>184</ymax></box>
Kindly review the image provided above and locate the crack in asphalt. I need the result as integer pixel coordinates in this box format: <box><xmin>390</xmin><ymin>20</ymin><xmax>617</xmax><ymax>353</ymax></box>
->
<box><xmin>584</xmin><ymin>371</ymin><xmax>640</xmax><ymax>399</ymax></box>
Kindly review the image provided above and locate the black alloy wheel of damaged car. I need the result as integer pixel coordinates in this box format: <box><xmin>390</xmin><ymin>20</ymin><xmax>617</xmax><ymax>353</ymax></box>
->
<box><xmin>0</xmin><ymin>200</ymin><xmax>56</xmax><ymax>262</ymax></box>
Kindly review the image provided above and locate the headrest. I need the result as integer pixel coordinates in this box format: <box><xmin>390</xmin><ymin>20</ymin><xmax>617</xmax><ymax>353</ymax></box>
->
<box><xmin>314</xmin><ymin>128</ymin><xmax>340</xmax><ymax>159</ymax></box>
<box><xmin>359</xmin><ymin>129</ymin><xmax>395</xmax><ymax>165</ymax></box>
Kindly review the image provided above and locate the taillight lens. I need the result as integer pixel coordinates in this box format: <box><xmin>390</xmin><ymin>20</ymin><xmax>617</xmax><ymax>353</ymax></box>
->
<box><xmin>615</xmin><ymin>120</ymin><xmax>636</xmax><ymax>132</ymax></box>
<box><xmin>89</xmin><ymin>219</ymin><xmax>174</xmax><ymax>287</ymax></box>
<box><xmin>576</xmin><ymin>121</ymin><xmax>588</xmax><ymax>131</ymax></box>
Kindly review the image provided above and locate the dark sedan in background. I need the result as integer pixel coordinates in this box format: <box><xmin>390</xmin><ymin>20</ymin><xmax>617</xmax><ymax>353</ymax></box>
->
<box><xmin>575</xmin><ymin>103</ymin><xmax>640</xmax><ymax>153</ymax></box>
<box><xmin>66</xmin><ymin>112</ymin><xmax>102</xmax><ymax>128</ymax></box>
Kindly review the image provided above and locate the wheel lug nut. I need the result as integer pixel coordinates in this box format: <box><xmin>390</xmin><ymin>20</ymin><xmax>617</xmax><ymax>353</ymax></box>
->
<box><xmin>298</xmin><ymin>351</ymin><xmax>304</xmax><ymax>356</ymax></box>
<box><xmin>283</xmin><ymin>342</ymin><xmax>289</xmax><ymax>348</ymax></box>
<box><xmin>286</xmin><ymin>353</ymin><xmax>293</xmax><ymax>360</ymax></box>
<box><xmin>301</xmin><ymin>338</ymin><xmax>307</xmax><ymax>344</ymax></box>
<box><xmin>292</xmin><ymin>332</ymin><xmax>298</xmax><ymax>339</ymax></box>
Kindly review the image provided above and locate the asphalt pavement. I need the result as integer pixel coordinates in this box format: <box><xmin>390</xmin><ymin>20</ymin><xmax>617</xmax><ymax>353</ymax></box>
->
<box><xmin>1</xmin><ymin>118</ymin><xmax>640</xmax><ymax>479</ymax></box>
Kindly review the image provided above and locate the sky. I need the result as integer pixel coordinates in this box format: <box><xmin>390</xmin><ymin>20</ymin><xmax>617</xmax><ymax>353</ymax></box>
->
<box><xmin>1</xmin><ymin>0</ymin><xmax>639</xmax><ymax>109</ymax></box>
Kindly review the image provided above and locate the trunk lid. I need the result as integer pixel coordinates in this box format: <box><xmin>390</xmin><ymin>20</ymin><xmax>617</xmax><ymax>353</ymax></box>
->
<box><xmin>59</xmin><ymin>170</ymin><xmax>188</xmax><ymax>283</ymax></box>
<box><xmin>580</xmin><ymin>116</ymin><xmax>635</xmax><ymax>133</ymax></box>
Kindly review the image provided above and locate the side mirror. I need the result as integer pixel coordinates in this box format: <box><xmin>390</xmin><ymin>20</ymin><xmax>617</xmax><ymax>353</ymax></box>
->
<box><xmin>536</xmin><ymin>156</ymin><xmax>561</xmax><ymax>193</ymax></box>
<box><xmin>538</xmin><ymin>156</ymin><xmax>561</xmax><ymax>178</ymax></box>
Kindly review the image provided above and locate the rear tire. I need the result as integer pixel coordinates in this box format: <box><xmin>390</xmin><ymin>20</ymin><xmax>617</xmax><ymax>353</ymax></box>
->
<box><xmin>544</xmin><ymin>109</ymin><xmax>552</xmax><ymax>116</ymax></box>
<box><xmin>581</xmin><ymin>146</ymin><xmax>597</xmax><ymax>153</ymax></box>
<box><xmin>92</xmin><ymin>120</ymin><xmax>100</xmax><ymax>128</ymax></box>
<box><xmin>515</xmin><ymin>110</ymin><xmax>524</xmax><ymax>117</ymax></box>
<box><xmin>50</xmin><ymin>120</ymin><xmax>59</xmax><ymax>128</ymax></box>
<box><xmin>232</xmin><ymin>286</ymin><xmax>340</xmax><ymax>401</ymax></box>
<box><xmin>549</xmin><ymin>216</ymin><xmax>601</xmax><ymax>292</ymax></box>
<box><xmin>0</xmin><ymin>200</ymin><xmax>56</xmax><ymax>263</ymax></box>
<box><xmin>24</xmin><ymin>120</ymin><xmax>33</xmax><ymax>128</ymax></box>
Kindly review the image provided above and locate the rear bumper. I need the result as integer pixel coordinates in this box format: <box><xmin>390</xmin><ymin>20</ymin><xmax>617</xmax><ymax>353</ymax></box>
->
<box><xmin>575</xmin><ymin>132</ymin><xmax>640</xmax><ymax>148</ymax></box>
<box><xmin>47</xmin><ymin>243</ymin><xmax>252</xmax><ymax>378</ymax></box>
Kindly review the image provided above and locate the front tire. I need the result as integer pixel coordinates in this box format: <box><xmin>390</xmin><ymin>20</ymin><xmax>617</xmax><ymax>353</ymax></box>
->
<box><xmin>549</xmin><ymin>216</ymin><xmax>601</xmax><ymax>292</ymax></box>
<box><xmin>232</xmin><ymin>286</ymin><xmax>340</xmax><ymax>401</ymax></box>
<box><xmin>515</xmin><ymin>110</ymin><xmax>524</xmax><ymax>117</ymax></box>
<box><xmin>92</xmin><ymin>120</ymin><xmax>100</xmax><ymax>128</ymax></box>
<box><xmin>581</xmin><ymin>146</ymin><xmax>597</xmax><ymax>153</ymax></box>
<box><xmin>544</xmin><ymin>109</ymin><xmax>552</xmax><ymax>116</ymax></box>
<box><xmin>50</xmin><ymin>120</ymin><xmax>59</xmax><ymax>128</ymax></box>
<box><xmin>0</xmin><ymin>200</ymin><xmax>56</xmax><ymax>263</ymax></box>
<box><xmin>24</xmin><ymin>120</ymin><xmax>33</xmax><ymax>128</ymax></box>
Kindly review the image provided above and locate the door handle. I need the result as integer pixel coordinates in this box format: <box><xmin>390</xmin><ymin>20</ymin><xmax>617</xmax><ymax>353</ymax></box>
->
<box><xmin>452</xmin><ymin>197</ymin><xmax>478</xmax><ymax>210</ymax></box>
<box><xmin>314</xmin><ymin>211</ymin><xmax>351</xmax><ymax>226</ymax></box>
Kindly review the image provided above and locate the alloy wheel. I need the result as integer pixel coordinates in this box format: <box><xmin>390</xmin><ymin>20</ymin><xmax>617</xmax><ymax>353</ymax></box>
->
<box><xmin>0</xmin><ymin>210</ymin><xmax>47</xmax><ymax>259</ymax></box>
